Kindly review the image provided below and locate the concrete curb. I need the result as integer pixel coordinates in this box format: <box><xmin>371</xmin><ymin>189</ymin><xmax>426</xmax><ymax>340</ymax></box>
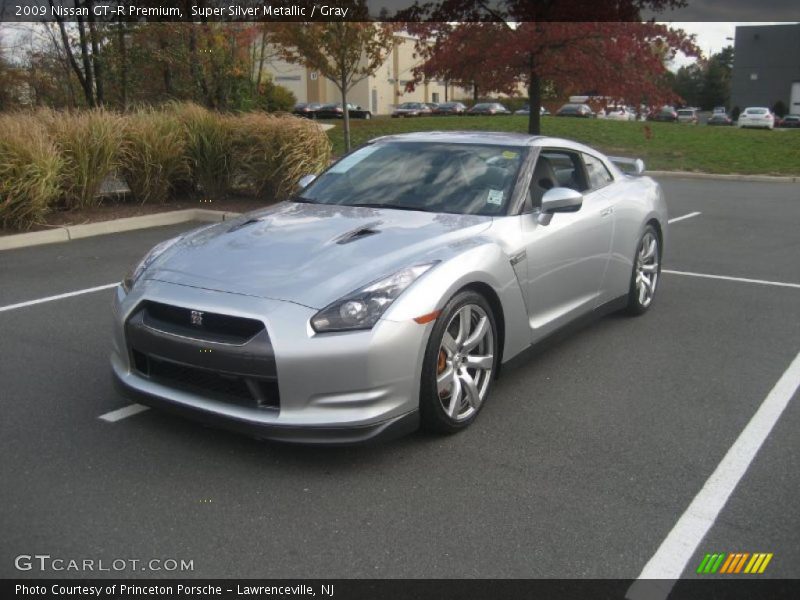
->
<box><xmin>0</xmin><ymin>209</ymin><xmax>241</xmax><ymax>252</ymax></box>
<box><xmin>646</xmin><ymin>170</ymin><xmax>798</xmax><ymax>183</ymax></box>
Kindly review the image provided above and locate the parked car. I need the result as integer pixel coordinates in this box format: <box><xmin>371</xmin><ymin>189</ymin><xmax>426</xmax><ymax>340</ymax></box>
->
<box><xmin>433</xmin><ymin>102</ymin><xmax>467</xmax><ymax>116</ymax></box>
<box><xmin>467</xmin><ymin>102</ymin><xmax>511</xmax><ymax>116</ymax></box>
<box><xmin>676</xmin><ymin>108</ymin><xmax>699</xmax><ymax>124</ymax></box>
<box><xmin>712</xmin><ymin>106</ymin><xmax>727</xmax><ymax>115</ymax></box>
<box><xmin>776</xmin><ymin>114</ymin><xmax>800</xmax><ymax>128</ymax></box>
<box><xmin>425</xmin><ymin>103</ymin><xmax>439</xmax><ymax>112</ymax></box>
<box><xmin>112</xmin><ymin>132</ymin><xmax>666</xmax><ymax>443</ymax></box>
<box><xmin>737</xmin><ymin>107</ymin><xmax>775</xmax><ymax>129</ymax></box>
<box><xmin>514</xmin><ymin>105</ymin><xmax>551</xmax><ymax>116</ymax></box>
<box><xmin>600</xmin><ymin>105</ymin><xmax>636</xmax><ymax>121</ymax></box>
<box><xmin>555</xmin><ymin>103</ymin><xmax>594</xmax><ymax>118</ymax></box>
<box><xmin>292</xmin><ymin>102</ymin><xmax>322</xmax><ymax>119</ymax></box>
<box><xmin>391</xmin><ymin>102</ymin><xmax>433</xmax><ymax>118</ymax></box>
<box><xmin>315</xmin><ymin>103</ymin><xmax>372</xmax><ymax>120</ymax></box>
<box><xmin>707</xmin><ymin>113</ymin><xmax>733</xmax><ymax>126</ymax></box>
<box><xmin>648</xmin><ymin>106</ymin><xmax>678</xmax><ymax>122</ymax></box>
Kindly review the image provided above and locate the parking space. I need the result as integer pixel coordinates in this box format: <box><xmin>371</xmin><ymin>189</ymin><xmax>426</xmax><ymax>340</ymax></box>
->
<box><xmin>1</xmin><ymin>179</ymin><xmax>798</xmax><ymax>584</ymax></box>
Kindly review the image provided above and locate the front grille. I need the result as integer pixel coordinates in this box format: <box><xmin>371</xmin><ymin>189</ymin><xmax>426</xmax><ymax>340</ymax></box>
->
<box><xmin>132</xmin><ymin>350</ymin><xmax>279</xmax><ymax>409</ymax></box>
<box><xmin>142</xmin><ymin>301</ymin><xmax>264</xmax><ymax>344</ymax></box>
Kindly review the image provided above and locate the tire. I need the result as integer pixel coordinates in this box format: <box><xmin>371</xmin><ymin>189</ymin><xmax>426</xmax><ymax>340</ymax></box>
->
<box><xmin>420</xmin><ymin>291</ymin><xmax>498</xmax><ymax>434</ymax></box>
<box><xmin>626</xmin><ymin>225</ymin><xmax>661</xmax><ymax>316</ymax></box>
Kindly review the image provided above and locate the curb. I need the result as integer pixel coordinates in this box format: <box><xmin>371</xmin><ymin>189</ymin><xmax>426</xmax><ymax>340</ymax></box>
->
<box><xmin>0</xmin><ymin>209</ymin><xmax>241</xmax><ymax>252</ymax></box>
<box><xmin>646</xmin><ymin>170</ymin><xmax>798</xmax><ymax>183</ymax></box>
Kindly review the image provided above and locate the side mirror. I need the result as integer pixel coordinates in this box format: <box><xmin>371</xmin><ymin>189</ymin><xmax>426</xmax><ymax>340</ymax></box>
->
<box><xmin>297</xmin><ymin>174</ymin><xmax>316</xmax><ymax>190</ymax></box>
<box><xmin>537</xmin><ymin>187</ymin><xmax>583</xmax><ymax>225</ymax></box>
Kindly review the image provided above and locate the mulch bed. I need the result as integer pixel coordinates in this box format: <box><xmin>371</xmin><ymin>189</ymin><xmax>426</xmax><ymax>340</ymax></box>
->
<box><xmin>1</xmin><ymin>195</ymin><xmax>273</xmax><ymax>236</ymax></box>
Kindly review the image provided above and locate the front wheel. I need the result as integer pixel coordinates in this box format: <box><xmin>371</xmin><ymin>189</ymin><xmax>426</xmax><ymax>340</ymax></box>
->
<box><xmin>626</xmin><ymin>225</ymin><xmax>661</xmax><ymax>315</ymax></box>
<box><xmin>420</xmin><ymin>291</ymin><xmax>498</xmax><ymax>433</ymax></box>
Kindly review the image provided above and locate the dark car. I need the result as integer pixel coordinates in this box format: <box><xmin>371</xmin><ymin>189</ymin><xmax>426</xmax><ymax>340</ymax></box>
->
<box><xmin>391</xmin><ymin>102</ymin><xmax>433</xmax><ymax>118</ymax></box>
<box><xmin>315</xmin><ymin>103</ymin><xmax>372</xmax><ymax>120</ymax></box>
<box><xmin>467</xmin><ymin>102</ymin><xmax>511</xmax><ymax>116</ymax></box>
<box><xmin>776</xmin><ymin>114</ymin><xmax>800</xmax><ymax>128</ymax></box>
<box><xmin>432</xmin><ymin>102</ymin><xmax>467</xmax><ymax>115</ymax></box>
<box><xmin>555</xmin><ymin>103</ymin><xmax>594</xmax><ymax>118</ymax></box>
<box><xmin>292</xmin><ymin>102</ymin><xmax>322</xmax><ymax>119</ymax></box>
<box><xmin>648</xmin><ymin>106</ymin><xmax>678</xmax><ymax>122</ymax></box>
<box><xmin>707</xmin><ymin>113</ymin><xmax>733</xmax><ymax>126</ymax></box>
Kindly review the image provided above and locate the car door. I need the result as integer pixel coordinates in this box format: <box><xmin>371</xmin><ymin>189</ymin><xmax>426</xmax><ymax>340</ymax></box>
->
<box><xmin>520</xmin><ymin>149</ymin><xmax>615</xmax><ymax>342</ymax></box>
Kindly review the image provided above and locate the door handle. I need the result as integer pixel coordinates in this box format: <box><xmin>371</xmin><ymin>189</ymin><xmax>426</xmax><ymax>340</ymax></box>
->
<box><xmin>600</xmin><ymin>206</ymin><xmax>614</xmax><ymax>217</ymax></box>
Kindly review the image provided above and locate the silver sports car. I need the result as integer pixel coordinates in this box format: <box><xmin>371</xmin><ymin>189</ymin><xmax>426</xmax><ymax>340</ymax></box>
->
<box><xmin>111</xmin><ymin>132</ymin><xmax>667</xmax><ymax>443</ymax></box>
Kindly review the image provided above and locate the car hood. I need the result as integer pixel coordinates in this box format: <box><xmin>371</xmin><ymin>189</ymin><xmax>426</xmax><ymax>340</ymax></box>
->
<box><xmin>147</xmin><ymin>202</ymin><xmax>492</xmax><ymax>309</ymax></box>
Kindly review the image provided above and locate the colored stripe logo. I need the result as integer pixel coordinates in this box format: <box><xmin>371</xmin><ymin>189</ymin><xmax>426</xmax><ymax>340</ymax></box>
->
<box><xmin>696</xmin><ymin>552</ymin><xmax>773</xmax><ymax>574</ymax></box>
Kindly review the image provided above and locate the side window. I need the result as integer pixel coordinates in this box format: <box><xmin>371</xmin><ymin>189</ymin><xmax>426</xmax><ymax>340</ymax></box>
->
<box><xmin>527</xmin><ymin>150</ymin><xmax>587</xmax><ymax>210</ymax></box>
<box><xmin>582</xmin><ymin>153</ymin><xmax>613</xmax><ymax>191</ymax></box>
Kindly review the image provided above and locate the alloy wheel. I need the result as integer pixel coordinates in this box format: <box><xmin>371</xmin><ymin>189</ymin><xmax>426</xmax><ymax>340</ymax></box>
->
<box><xmin>635</xmin><ymin>231</ymin><xmax>659</xmax><ymax>307</ymax></box>
<box><xmin>436</xmin><ymin>304</ymin><xmax>495</xmax><ymax>422</ymax></box>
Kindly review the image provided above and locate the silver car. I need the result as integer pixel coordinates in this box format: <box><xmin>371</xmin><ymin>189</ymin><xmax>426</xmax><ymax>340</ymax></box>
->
<box><xmin>111</xmin><ymin>132</ymin><xmax>667</xmax><ymax>444</ymax></box>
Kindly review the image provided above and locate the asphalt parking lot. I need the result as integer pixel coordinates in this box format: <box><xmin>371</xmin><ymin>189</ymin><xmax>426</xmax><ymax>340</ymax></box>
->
<box><xmin>1</xmin><ymin>178</ymin><xmax>798</xmax><ymax>590</ymax></box>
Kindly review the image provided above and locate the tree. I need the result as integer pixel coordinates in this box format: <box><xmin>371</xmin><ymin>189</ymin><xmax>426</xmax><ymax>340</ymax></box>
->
<box><xmin>400</xmin><ymin>1</ymin><xmax>698</xmax><ymax>134</ymax></box>
<box><xmin>273</xmin><ymin>3</ymin><xmax>395</xmax><ymax>151</ymax></box>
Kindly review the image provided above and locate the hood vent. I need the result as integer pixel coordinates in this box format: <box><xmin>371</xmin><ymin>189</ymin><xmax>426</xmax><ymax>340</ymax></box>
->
<box><xmin>334</xmin><ymin>222</ymin><xmax>382</xmax><ymax>245</ymax></box>
<box><xmin>227</xmin><ymin>218</ymin><xmax>262</xmax><ymax>233</ymax></box>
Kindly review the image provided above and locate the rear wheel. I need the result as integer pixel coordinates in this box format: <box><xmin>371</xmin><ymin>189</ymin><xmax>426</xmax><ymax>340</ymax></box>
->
<box><xmin>626</xmin><ymin>225</ymin><xmax>661</xmax><ymax>315</ymax></box>
<box><xmin>420</xmin><ymin>291</ymin><xmax>498</xmax><ymax>433</ymax></box>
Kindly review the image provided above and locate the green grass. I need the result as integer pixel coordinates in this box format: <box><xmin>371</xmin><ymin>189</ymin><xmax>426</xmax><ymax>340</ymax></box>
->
<box><xmin>325</xmin><ymin>116</ymin><xmax>800</xmax><ymax>176</ymax></box>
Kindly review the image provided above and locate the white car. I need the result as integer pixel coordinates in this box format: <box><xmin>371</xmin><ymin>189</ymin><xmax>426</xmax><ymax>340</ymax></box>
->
<box><xmin>737</xmin><ymin>107</ymin><xmax>775</xmax><ymax>130</ymax></box>
<box><xmin>601</xmin><ymin>106</ymin><xmax>637</xmax><ymax>121</ymax></box>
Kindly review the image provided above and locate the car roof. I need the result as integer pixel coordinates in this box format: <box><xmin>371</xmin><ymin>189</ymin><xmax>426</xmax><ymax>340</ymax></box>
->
<box><xmin>369</xmin><ymin>131</ymin><xmax>604</xmax><ymax>154</ymax></box>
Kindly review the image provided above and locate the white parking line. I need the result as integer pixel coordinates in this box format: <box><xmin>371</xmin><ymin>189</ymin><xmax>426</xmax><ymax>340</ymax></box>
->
<box><xmin>663</xmin><ymin>269</ymin><xmax>800</xmax><ymax>290</ymax></box>
<box><xmin>99</xmin><ymin>403</ymin><xmax>150</xmax><ymax>422</ymax></box>
<box><xmin>627</xmin><ymin>350</ymin><xmax>800</xmax><ymax>600</ymax></box>
<box><xmin>668</xmin><ymin>211</ymin><xmax>702</xmax><ymax>224</ymax></box>
<box><xmin>0</xmin><ymin>283</ymin><xmax>118</xmax><ymax>313</ymax></box>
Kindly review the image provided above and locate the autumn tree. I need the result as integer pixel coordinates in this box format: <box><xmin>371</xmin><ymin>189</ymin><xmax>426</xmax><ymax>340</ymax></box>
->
<box><xmin>273</xmin><ymin>3</ymin><xmax>395</xmax><ymax>151</ymax></box>
<box><xmin>402</xmin><ymin>1</ymin><xmax>698</xmax><ymax>134</ymax></box>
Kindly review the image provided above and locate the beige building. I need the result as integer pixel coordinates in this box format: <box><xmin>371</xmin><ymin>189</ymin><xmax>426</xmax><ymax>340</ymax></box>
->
<box><xmin>261</xmin><ymin>33</ymin><xmax>473</xmax><ymax>115</ymax></box>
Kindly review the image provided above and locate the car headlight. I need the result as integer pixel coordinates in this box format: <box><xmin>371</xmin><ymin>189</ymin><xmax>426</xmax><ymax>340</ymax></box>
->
<box><xmin>311</xmin><ymin>263</ymin><xmax>438</xmax><ymax>333</ymax></box>
<box><xmin>121</xmin><ymin>237</ymin><xmax>182</xmax><ymax>293</ymax></box>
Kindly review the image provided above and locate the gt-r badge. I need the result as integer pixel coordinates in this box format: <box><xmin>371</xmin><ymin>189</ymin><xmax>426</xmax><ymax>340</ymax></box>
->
<box><xmin>190</xmin><ymin>310</ymin><xmax>204</xmax><ymax>326</ymax></box>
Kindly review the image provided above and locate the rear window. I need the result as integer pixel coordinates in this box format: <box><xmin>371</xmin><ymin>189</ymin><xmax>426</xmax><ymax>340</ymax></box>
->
<box><xmin>746</xmin><ymin>108</ymin><xmax>768</xmax><ymax>115</ymax></box>
<box><xmin>677</xmin><ymin>110</ymin><xmax>694</xmax><ymax>116</ymax></box>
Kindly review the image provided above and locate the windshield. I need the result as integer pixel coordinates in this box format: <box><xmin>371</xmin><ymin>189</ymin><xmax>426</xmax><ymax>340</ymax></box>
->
<box><xmin>299</xmin><ymin>141</ymin><xmax>526</xmax><ymax>216</ymax></box>
<box><xmin>677</xmin><ymin>110</ymin><xmax>694</xmax><ymax>116</ymax></box>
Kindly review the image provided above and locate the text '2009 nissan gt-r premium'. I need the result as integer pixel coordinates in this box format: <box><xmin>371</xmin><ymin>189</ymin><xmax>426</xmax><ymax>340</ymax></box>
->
<box><xmin>112</xmin><ymin>132</ymin><xmax>667</xmax><ymax>444</ymax></box>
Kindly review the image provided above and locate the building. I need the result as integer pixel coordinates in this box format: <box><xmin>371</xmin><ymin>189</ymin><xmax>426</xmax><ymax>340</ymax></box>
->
<box><xmin>261</xmin><ymin>32</ymin><xmax>474</xmax><ymax>115</ymax></box>
<box><xmin>730</xmin><ymin>23</ymin><xmax>800</xmax><ymax>114</ymax></box>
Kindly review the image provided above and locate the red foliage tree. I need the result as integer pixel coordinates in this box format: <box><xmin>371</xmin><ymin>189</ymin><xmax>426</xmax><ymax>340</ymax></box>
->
<box><xmin>401</xmin><ymin>1</ymin><xmax>699</xmax><ymax>133</ymax></box>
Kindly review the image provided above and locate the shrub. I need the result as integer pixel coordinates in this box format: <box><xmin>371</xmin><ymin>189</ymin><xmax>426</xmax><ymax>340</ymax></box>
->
<box><xmin>172</xmin><ymin>103</ymin><xmax>236</xmax><ymax>200</ymax></box>
<box><xmin>121</xmin><ymin>109</ymin><xmax>189</xmax><ymax>204</ymax></box>
<box><xmin>231</xmin><ymin>113</ymin><xmax>331</xmax><ymax>200</ymax></box>
<box><xmin>772</xmin><ymin>100</ymin><xmax>787</xmax><ymax>118</ymax></box>
<box><xmin>51</xmin><ymin>110</ymin><xmax>124</xmax><ymax>209</ymax></box>
<box><xmin>0</xmin><ymin>114</ymin><xmax>63</xmax><ymax>230</ymax></box>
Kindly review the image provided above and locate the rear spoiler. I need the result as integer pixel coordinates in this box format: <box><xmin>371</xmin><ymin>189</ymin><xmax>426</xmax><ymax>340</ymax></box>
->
<box><xmin>609</xmin><ymin>156</ymin><xmax>645</xmax><ymax>175</ymax></box>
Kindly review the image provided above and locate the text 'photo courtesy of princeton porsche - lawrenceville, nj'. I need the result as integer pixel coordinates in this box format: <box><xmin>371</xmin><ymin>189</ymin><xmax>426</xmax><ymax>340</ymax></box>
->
<box><xmin>1</xmin><ymin>1</ymin><xmax>799</xmax><ymax>600</ymax></box>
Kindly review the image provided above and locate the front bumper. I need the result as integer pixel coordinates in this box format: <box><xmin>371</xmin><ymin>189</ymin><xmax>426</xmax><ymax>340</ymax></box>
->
<box><xmin>110</xmin><ymin>279</ymin><xmax>429</xmax><ymax>444</ymax></box>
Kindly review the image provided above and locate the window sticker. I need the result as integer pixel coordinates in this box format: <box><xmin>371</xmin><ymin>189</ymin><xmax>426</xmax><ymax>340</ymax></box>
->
<box><xmin>501</xmin><ymin>150</ymin><xmax>518</xmax><ymax>159</ymax></box>
<box><xmin>487</xmin><ymin>189</ymin><xmax>504</xmax><ymax>205</ymax></box>
<box><xmin>329</xmin><ymin>146</ymin><xmax>381</xmax><ymax>173</ymax></box>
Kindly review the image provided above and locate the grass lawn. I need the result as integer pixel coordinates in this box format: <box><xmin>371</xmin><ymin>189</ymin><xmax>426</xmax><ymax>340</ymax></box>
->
<box><xmin>324</xmin><ymin>115</ymin><xmax>800</xmax><ymax>176</ymax></box>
